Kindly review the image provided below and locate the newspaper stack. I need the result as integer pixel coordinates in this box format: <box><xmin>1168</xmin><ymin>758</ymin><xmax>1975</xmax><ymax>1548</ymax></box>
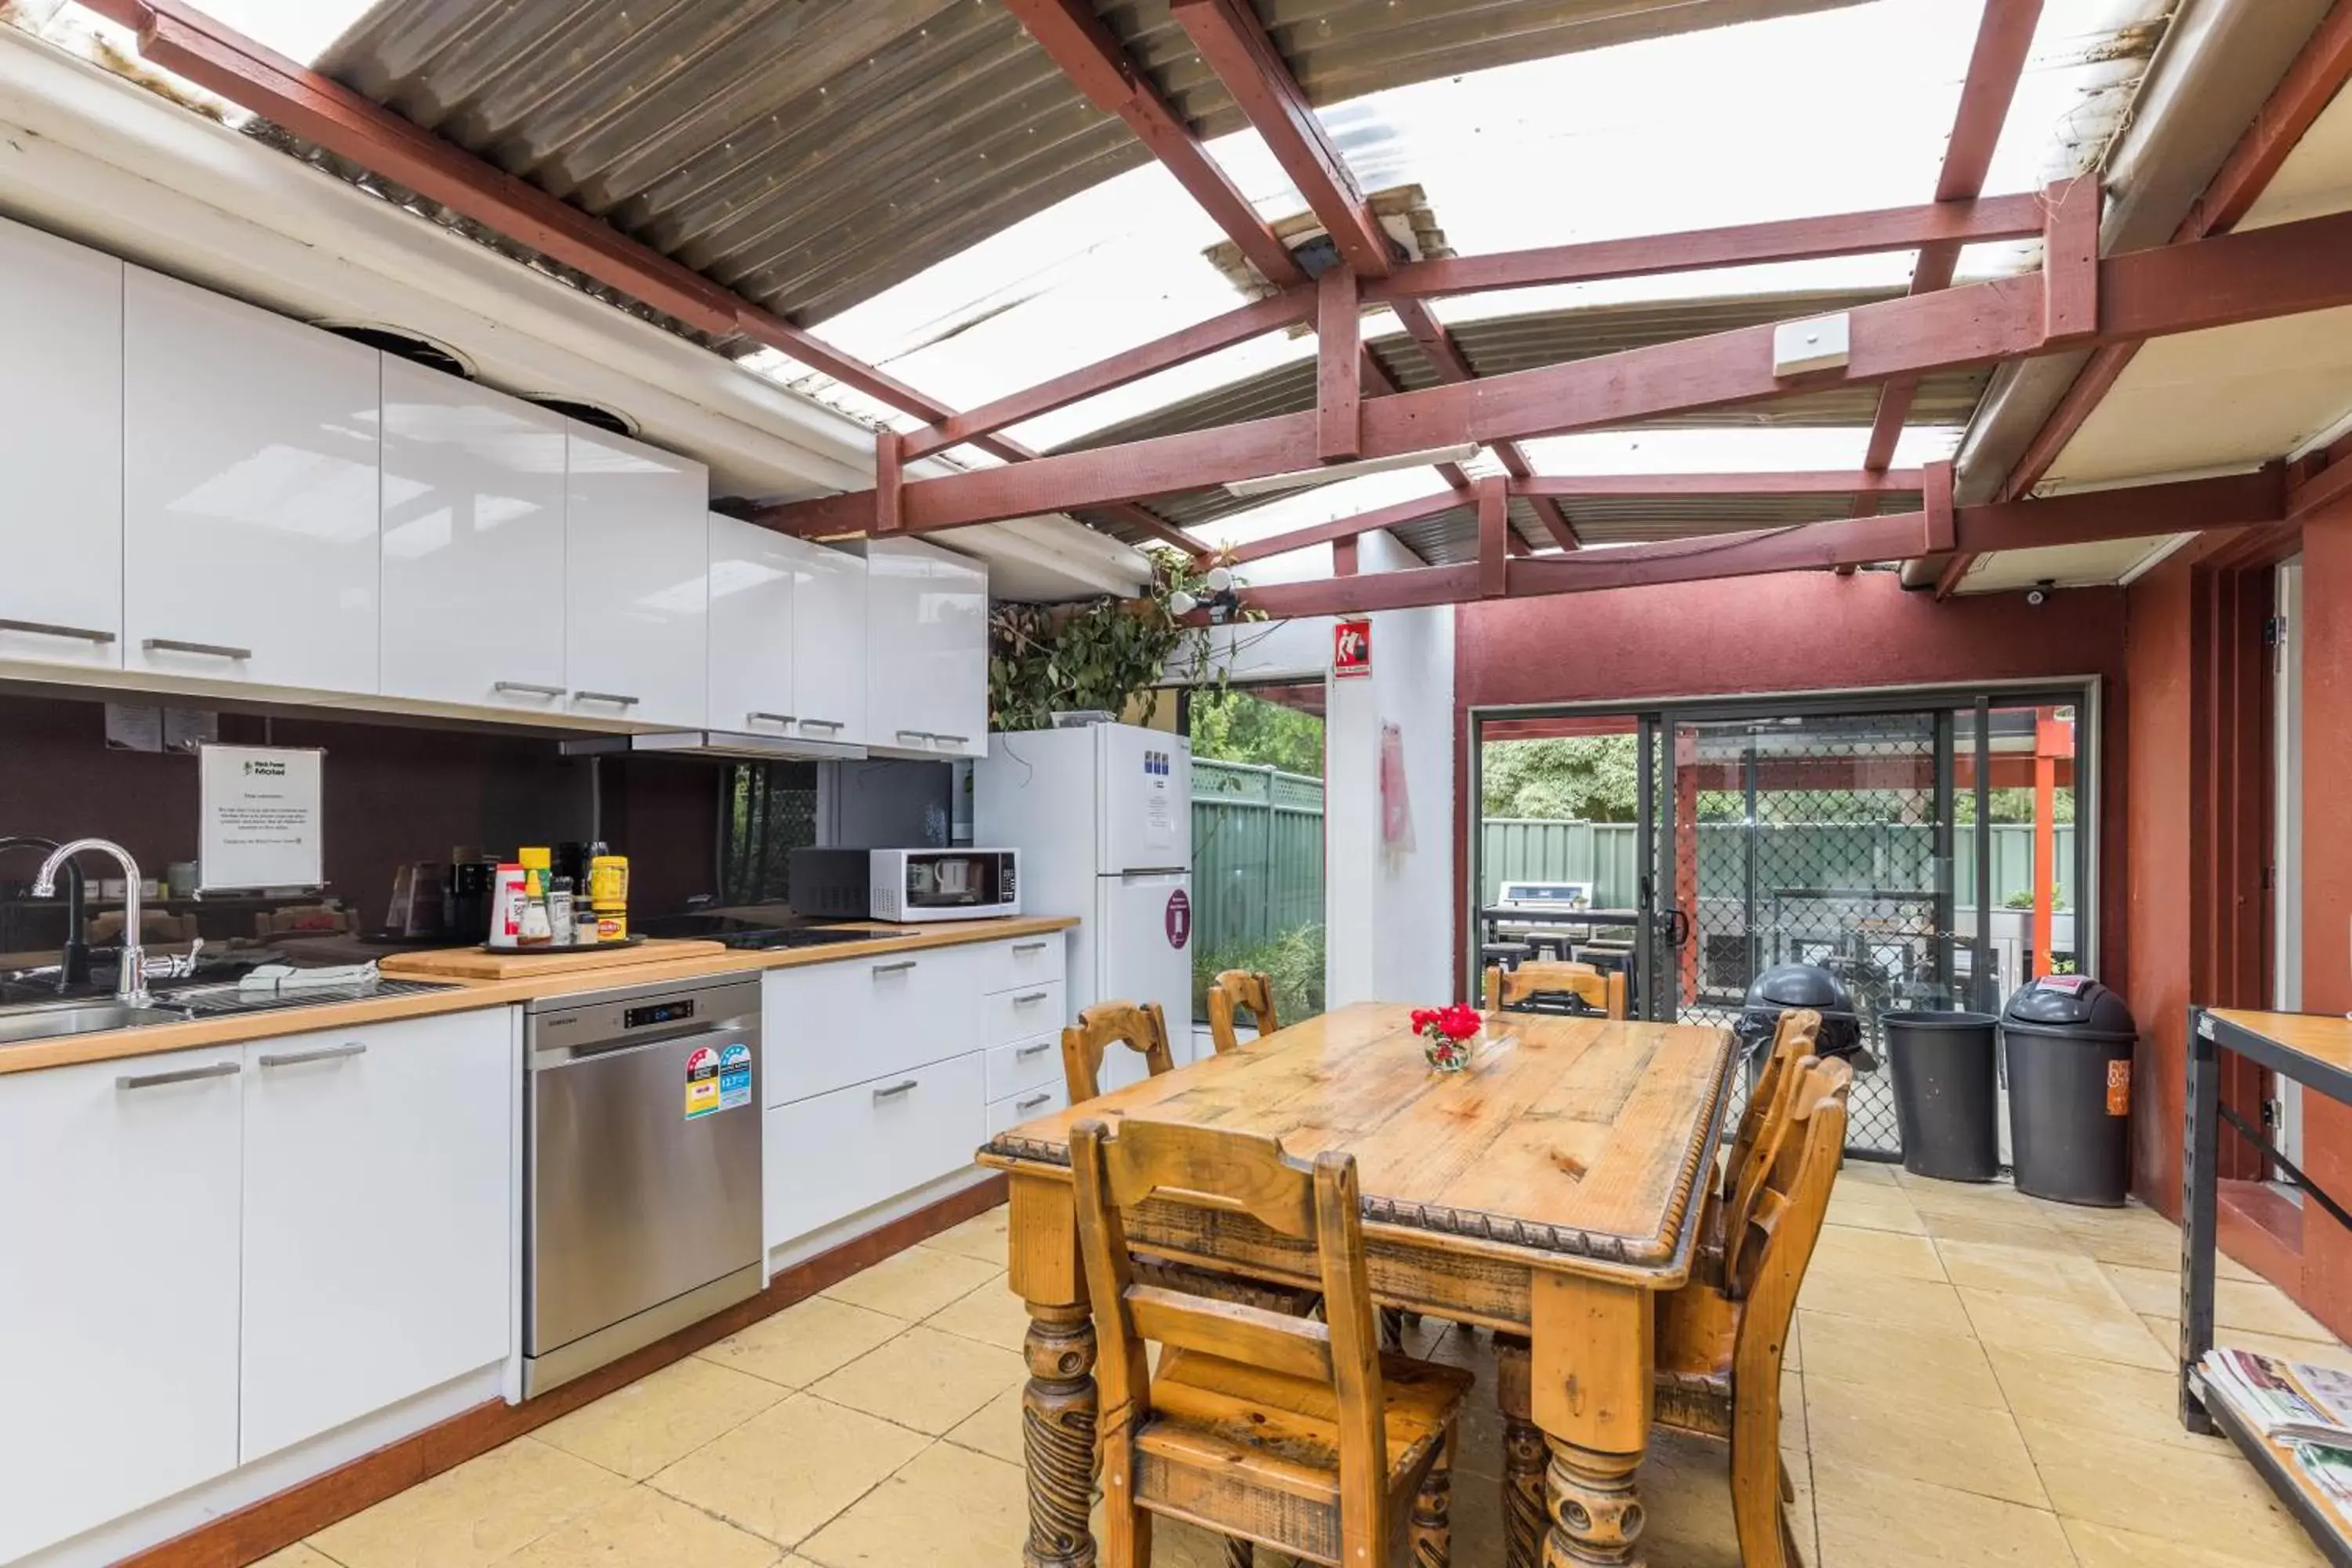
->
<box><xmin>2200</xmin><ymin>1348</ymin><xmax>2352</xmax><ymax>1526</ymax></box>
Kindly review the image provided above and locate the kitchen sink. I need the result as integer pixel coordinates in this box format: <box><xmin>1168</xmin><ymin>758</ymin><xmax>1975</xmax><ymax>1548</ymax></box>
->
<box><xmin>0</xmin><ymin>1000</ymin><xmax>194</xmax><ymax>1047</ymax></box>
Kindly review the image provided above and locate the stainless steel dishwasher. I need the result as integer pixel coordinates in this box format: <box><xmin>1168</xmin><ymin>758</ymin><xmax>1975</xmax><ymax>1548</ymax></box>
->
<box><xmin>524</xmin><ymin>972</ymin><xmax>762</xmax><ymax>1396</ymax></box>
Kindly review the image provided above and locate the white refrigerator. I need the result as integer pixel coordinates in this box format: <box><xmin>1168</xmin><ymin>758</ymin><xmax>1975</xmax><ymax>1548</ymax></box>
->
<box><xmin>975</xmin><ymin>723</ymin><xmax>1195</xmax><ymax>1087</ymax></box>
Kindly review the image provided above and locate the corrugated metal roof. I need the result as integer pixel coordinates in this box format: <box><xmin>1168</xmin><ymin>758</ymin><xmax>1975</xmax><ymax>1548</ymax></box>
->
<box><xmin>312</xmin><ymin>0</ymin><xmax>1868</xmax><ymax>326</ymax></box>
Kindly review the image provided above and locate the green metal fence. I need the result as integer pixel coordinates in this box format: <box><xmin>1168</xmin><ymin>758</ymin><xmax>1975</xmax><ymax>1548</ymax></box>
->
<box><xmin>1479</xmin><ymin>818</ymin><xmax>2075</xmax><ymax>909</ymax></box>
<box><xmin>1192</xmin><ymin>760</ymin><xmax>1326</xmax><ymax>956</ymax></box>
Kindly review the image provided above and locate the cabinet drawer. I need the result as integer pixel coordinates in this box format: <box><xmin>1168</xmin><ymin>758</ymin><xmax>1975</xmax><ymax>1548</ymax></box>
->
<box><xmin>764</xmin><ymin>945</ymin><xmax>978</xmax><ymax>1105</ymax></box>
<box><xmin>978</xmin><ymin>933</ymin><xmax>1066</xmax><ymax>995</ymax></box>
<box><xmin>984</xmin><ymin>979</ymin><xmax>1065</xmax><ymax>1048</ymax></box>
<box><xmin>988</xmin><ymin>1080</ymin><xmax>1067</xmax><ymax>1138</ymax></box>
<box><xmin>985</xmin><ymin>1033</ymin><xmax>1062</xmax><ymax>1102</ymax></box>
<box><xmin>764</xmin><ymin>1054</ymin><xmax>984</xmax><ymax>1248</ymax></box>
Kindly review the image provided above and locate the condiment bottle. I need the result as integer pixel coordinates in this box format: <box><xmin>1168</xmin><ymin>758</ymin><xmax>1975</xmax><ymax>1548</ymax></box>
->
<box><xmin>548</xmin><ymin>877</ymin><xmax>576</xmax><ymax>946</ymax></box>
<box><xmin>488</xmin><ymin>862</ymin><xmax>526</xmax><ymax>949</ymax></box>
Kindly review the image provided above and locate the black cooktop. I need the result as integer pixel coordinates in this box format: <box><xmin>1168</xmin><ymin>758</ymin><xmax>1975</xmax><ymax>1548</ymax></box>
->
<box><xmin>637</xmin><ymin>912</ymin><xmax>892</xmax><ymax>951</ymax></box>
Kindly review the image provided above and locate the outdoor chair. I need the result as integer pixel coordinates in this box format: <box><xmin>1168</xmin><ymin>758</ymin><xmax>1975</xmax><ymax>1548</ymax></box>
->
<box><xmin>1071</xmin><ymin>1117</ymin><xmax>1470</xmax><ymax>1568</ymax></box>
<box><xmin>1206</xmin><ymin>967</ymin><xmax>1279</xmax><ymax>1055</ymax></box>
<box><xmin>1483</xmin><ymin>959</ymin><xmax>1626</xmax><ymax>1018</ymax></box>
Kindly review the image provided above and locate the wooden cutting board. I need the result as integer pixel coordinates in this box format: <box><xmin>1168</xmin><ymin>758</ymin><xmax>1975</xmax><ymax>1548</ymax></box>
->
<box><xmin>379</xmin><ymin>938</ymin><xmax>729</xmax><ymax>982</ymax></box>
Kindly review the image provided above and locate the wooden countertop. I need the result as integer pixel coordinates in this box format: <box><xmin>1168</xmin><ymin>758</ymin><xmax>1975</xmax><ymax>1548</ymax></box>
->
<box><xmin>0</xmin><ymin>916</ymin><xmax>1079</xmax><ymax>1077</ymax></box>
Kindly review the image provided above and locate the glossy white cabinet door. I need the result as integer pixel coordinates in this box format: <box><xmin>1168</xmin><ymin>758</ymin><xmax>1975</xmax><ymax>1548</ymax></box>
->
<box><xmin>0</xmin><ymin>1049</ymin><xmax>243</xmax><ymax>1563</ymax></box>
<box><xmin>860</xmin><ymin>539</ymin><xmax>987</xmax><ymax>757</ymax></box>
<box><xmin>706</xmin><ymin>514</ymin><xmax>797</xmax><ymax>736</ymax></box>
<box><xmin>790</xmin><ymin>539</ymin><xmax>868</xmax><ymax>746</ymax></box>
<box><xmin>379</xmin><ymin>359</ymin><xmax>568</xmax><ymax>710</ymax></box>
<box><xmin>239</xmin><ymin>1011</ymin><xmax>513</xmax><ymax>1463</ymax></box>
<box><xmin>124</xmin><ymin>267</ymin><xmax>382</xmax><ymax>693</ymax></box>
<box><xmin>0</xmin><ymin>216</ymin><xmax>124</xmax><ymax>670</ymax></box>
<box><xmin>564</xmin><ymin>423</ymin><xmax>709</xmax><ymax>728</ymax></box>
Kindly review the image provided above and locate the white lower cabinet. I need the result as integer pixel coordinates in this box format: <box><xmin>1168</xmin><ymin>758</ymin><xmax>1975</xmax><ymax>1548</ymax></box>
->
<box><xmin>239</xmin><ymin>1010</ymin><xmax>514</xmax><ymax>1462</ymax></box>
<box><xmin>763</xmin><ymin>943</ymin><xmax>978</xmax><ymax>1105</ymax></box>
<box><xmin>764</xmin><ymin>1053</ymin><xmax>985</xmax><ymax>1247</ymax></box>
<box><xmin>988</xmin><ymin>1080</ymin><xmax>1067</xmax><ymax>1138</ymax></box>
<box><xmin>0</xmin><ymin>1048</ymin><xmax>244</xmax><ymax>1563</ymax></box>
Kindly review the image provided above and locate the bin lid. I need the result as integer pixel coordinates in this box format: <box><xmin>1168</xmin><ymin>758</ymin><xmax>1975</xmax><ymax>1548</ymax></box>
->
<box><xmin>2002</xmin><ymin>975</ymin><xmax>2136</xmax><ymax>1039</ymax></box>
<box><xmin>1744</xmin><ymin>962</ymin><xmax>1853</xmax><ymax>1014</ymax></box>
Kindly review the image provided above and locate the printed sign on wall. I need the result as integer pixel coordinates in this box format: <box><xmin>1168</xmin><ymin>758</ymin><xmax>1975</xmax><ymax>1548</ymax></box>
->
<box><xmin>198</xmin><ymin>744</ymin><xmax>325</xmax><ymax>891</ymax></box>
<box><xmin>1334</xmin><ymin>619</ymin><xmax>1372</xmax><ymax>678</ymax></box>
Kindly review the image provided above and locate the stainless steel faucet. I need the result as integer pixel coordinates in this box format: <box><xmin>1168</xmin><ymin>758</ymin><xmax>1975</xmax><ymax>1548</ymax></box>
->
<box><xmin>33</xmin><ymin>840</ymin><xmax>147</xmax><ymax>1006</ymax></box>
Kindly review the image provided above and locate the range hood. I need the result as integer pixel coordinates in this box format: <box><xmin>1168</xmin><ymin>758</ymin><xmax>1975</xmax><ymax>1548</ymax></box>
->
<box><xmin>558</xmin><ymin>730</ymin><xmax>865</xmax><ymax>763</ymax></box>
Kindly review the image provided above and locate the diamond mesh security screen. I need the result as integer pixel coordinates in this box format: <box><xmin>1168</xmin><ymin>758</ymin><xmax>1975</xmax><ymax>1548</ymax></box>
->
<box><xmin>1669</xmin><ymin>713</ymin><xmax>1959</xmax><ymax>1160</ymax></box>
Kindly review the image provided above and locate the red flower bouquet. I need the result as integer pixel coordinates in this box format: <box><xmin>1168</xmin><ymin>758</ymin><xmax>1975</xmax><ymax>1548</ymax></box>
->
<box><xmin>1411</xmin><ymin>1004</ymin><xmax>1483</xmax><ymax>1073</ymax></box>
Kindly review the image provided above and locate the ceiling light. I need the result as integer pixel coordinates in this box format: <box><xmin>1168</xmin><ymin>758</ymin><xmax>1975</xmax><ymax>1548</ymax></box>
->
<box><xmin>1223</xmin><ymin>444</ymin><xmax>1482</xmax><ymax>499</ymax></box>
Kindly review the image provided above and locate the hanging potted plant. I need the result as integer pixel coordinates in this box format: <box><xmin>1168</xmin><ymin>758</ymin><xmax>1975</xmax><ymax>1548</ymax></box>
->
<box><xmin>988</xmin><ymin>549</ymin><xmax>1250</xmax><ymax>731</ymax></box>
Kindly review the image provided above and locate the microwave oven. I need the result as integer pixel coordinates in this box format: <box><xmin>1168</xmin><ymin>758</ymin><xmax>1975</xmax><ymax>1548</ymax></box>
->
<box><xmin>788</xmin><ymin>848</ymin><xmax>1021</xmax><ymax>924</ymax></box>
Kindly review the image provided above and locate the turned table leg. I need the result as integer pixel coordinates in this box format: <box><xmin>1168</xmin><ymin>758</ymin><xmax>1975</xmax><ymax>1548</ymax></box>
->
<box><xmin>1495</xmin><ymin>1334</ymin><xmax>1548</xmax><ymax>1568</ymax></box>
<box><xmin>1529</xmin><ymin>1275</ymin><xmax>1654</xmax><ymax>1568</ymax></box>
<box><xmin>1010</xmin><ymin>1174</ymin><xmax>1098</xmax><ymax>1568</ymax></box>
<box><xmin>1410</xmin><ymin>1418</ymin><xmax>1456</xmax><ymax>1567</ymax></box>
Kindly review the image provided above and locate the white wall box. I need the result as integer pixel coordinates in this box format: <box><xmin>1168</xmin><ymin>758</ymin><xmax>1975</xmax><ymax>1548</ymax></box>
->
<box><xmin>564</xmin><ymin>423</ymin><xmax>710</xmax><ymax>728</ymax></box>
<box><xmin>0</xmin><ymin>1048</ymin><xmax>245</xmax><ymax>1563</ymax></box>
<box><xmin>764</xmin><ymin>1052</ymin><xmax>985</xmax><ymax>1250</ymax></box>
<box><xmin>788</xmin><ymin>536</ymin><xmax>869</xmax><ymax>748</ymax></box>
<box><xmin>124</xmin><ymin>267</ymin><xmax>383</xmax><ymax>694</ymax></box>
<box><xmin>239</xmin><ymin>1011</ymin><xmax>514</xmax><ymax>1462</ymax></box>
<box><xmin>379</xmin><ymin>361</ymin><xmax>570</xmax><ymax>710</ymax></box>
<box><xmin>855</xmin><ymin>537</ymin><xmax>987</xmax><ymax>757</ymax></box>
<box><xmin>0</xmin><ymin>216</ymin><xmax>125</xmax><ymax>671</ymax></box>
<box><xmin>761</xmin><ymin>943</ymin><xmax>978</xmax><ymax>1106</ymax></box>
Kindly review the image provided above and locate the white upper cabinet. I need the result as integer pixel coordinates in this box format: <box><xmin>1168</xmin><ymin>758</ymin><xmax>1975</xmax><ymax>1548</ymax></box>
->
<box><xmin>706</xmin><ymin>513</ymin><xmax>798</xmax><ymax>736</ymax></box>
<box><xmin>564</xmin><ymin>423</ymin><xmax>709</xmax><ymax>728</ymax></box>
<box><xmin>379</xmin><ymin>360</ymin><xmax>569</xmax><ymax>710</ymax></box>
<box><xmin>0</xmin><ymin>216</ymin><xmax>124</xmax><ymax>671</ymax></box>
<box><xmin>124</xmin><ymin>267</ymin><xmax>383</xmax><ymax>694</ymax></box>
<box><xmin>790</xmin><ymin>537</ymin><xmax>869</xmax><ymax>747</ymax></box>
<box><xmin>859</xmin><ymin>538</ymin><xmax>988</xmax><ymax>757</ymax></box>
<box><xmin>0</xmin><ymin>1048</ymin><xmax>244</xmax><ymax>1563</ymax></box>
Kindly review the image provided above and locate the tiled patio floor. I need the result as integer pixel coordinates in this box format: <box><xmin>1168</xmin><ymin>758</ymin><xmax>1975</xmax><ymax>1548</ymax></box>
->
<box><xmin>271</xmin><ymin>1167</ymin><xmax>2344</xmax><ymax>1568</ymax></box>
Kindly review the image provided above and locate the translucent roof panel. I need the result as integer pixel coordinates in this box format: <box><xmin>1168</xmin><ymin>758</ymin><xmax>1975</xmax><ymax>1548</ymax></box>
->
<box><xmin>804</xmin><ymin>0</ymin><xmax>2164</xmax><ymax>459</ymax></box>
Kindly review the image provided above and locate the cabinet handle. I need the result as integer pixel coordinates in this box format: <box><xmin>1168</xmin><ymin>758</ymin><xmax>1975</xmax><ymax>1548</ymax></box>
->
<box><xmin>143</xmin><ymin>637</ymin><xmax>251</xmax><ymax>660</ymax></box>
<box><xmin>800</xmin><ymin>718</ymin><xmax>845</xmax><ymax>731</ymax></box>
<box><xmin>896</xmin><ymin>729</ymin><xmax>932</xmax><ymax>744</ymax></box>
<box><xmin>117</xmin><ymin>1060</ymin><xmax>240</xmax><ymax>1091</ymax></box>
<box><xmin>1013</xmin><ymin>942</ymin><xmax>1049</xmax><ymax>954</ymax></box>
<box><xmin>1015</xmin><ymin>1092</ymin><xmax>1052</xmax><ymax>1112</ymax></box>
<box><xmin>495</xmin><ymin>681</ymin><xmax>564</xmax><ymax>699</ymax></box>
<box><xmin>256</xmin><ymin>1043</ymin><xmax>368</xmax><ymax>1069</ymax></box>
<box><xmin>572</xmin><ymin>691</ymin><xmax>640</xmax><ymax>707</ymax></box>
<box><xmin>0</xmin><ymin>618</ymin><xmax>116</xmax><ymax>644</ymax></box>
<box><xmin>1012</xmin><ymin>990</ymin><xmax>1050</xmax><ymax>1004</ymax></box>
<box><xmin>747</xmin><ymin>711</ymin><xmax>794</xmax><ymax>728</ymax></box>
<box><xmin>1015</xmin><ymin>1042</ymin><xmax>1053</xmax><ymax>1059</ymax></box>
<box><xmin>872</xmin><ymin>1079</ymin><xmax>919</xmax><ymax>1101</ymax></box>
<box><xmin>871</xmin><ymin>960</ymin><xmax>918</xmax><ymax>976</ymax></box>
<box><xmin>931</xmin><ymin>734</ymin><xmax>969</xmax><ymax>746</ymax></box>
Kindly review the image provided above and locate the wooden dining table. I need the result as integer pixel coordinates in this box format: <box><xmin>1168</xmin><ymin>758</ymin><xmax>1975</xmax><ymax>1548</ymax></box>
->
<box><xmin>977</xmin><ymin>1000</ymin><xmax>1737</xmax><ymax>1568</ymax></box>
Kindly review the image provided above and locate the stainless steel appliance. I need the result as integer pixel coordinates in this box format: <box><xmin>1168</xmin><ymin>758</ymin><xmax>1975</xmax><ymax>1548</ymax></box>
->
<box><xmin>788</xmin><ymin>848</ymin><xmax>1020</xmax><ymax>923</ymax></box>
<box><xmin>524</xmin><ymin>973</ymin><xmax>762</xmax><ymax>1396</ymax></box>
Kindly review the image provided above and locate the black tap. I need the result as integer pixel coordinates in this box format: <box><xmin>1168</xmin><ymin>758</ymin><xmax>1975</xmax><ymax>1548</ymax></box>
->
<box><xmin>0</xmin><ymin>836</ymin><xmax>92</xmax><ymax>988</ymax></box>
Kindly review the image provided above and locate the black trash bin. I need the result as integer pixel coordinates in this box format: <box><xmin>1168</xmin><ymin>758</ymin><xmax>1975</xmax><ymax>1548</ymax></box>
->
<box><xmin>2002</xmin><ymin>976</ymin><xmax>2138</xmax><ymax>1206</ymax></box>
<box><xmin>1732</xmin><ymin>963</ymin><xmax>1867</xmax><ymax>1087</ymax></box>
<box><xmin>1884</xmin><ymin>1011</ymin><xmax>2002</xmax><ymax>1182</ymax></box>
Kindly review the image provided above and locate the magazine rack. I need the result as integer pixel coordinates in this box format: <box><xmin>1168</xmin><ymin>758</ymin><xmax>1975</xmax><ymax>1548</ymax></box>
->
<box><xmin>2184</xmin><ymin>1007</ymin><xmax>2352</xmax><ymax>1566</ymax></box>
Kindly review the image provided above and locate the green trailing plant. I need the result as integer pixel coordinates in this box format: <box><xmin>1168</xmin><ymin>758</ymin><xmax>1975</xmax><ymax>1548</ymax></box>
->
<box><xmin>989</xmin><ymin>550</ymin><xmax>1240</xmax><ymax>732</ymax></box>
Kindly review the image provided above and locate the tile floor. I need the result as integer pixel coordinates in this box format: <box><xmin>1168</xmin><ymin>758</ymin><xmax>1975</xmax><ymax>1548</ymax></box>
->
<box><xmin>272</xmin><ymin>1167</ymin><xmax>2345</xmax><ymax>1567</ymax></box>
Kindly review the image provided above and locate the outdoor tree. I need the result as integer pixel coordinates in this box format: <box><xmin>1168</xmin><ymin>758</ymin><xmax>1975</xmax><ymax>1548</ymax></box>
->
<box><xmin>1481</xmin><ymin>735</ymin><xmax>1640</xmax><ymax>821</ymax></box>
<box><xmin>1189</xmin><ymin>686</ymin><xmax>1323</xmax><ymax>777</ymax></box>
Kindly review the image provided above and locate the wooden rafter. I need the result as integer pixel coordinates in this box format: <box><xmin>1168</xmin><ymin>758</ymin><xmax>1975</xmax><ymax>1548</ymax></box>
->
<box><xmin>1512</xmin><ymin>471</ymin><xmax>1926</xmax><ymax>498</ymax></box>
<box><xmin>759</xmin><ymin>201</ymin><xmax>2350</xmax><ymax>536</ymax></box>
<box><xmin>1857</xmin><ymin>0</ymin><xmax>2045</xmax><ymax>513</ymax></box>
<box><xmin>1943</xmin><ymin>0</ymin><xmax>2352</xmax><ymax>594</ymax></box>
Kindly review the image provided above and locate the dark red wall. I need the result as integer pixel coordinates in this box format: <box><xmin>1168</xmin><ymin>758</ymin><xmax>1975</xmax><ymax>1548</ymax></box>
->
<box><xmin>1454</xmin><ymin>568</ymin><xmax>2131</xmax><ymax>982</ymax></box>
<box><xmin>2298</xmin><ymin>509</ymin><xmax>2352</xmax><ymax>1337</ymax></box>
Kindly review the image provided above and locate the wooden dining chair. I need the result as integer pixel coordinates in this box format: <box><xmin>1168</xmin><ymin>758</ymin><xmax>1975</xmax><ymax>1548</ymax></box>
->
<box><xmin>1650</xmin><ymin>1055</ymin><xmax>1854</xmax><ymax>1568</ymax></box>
<box><xmin>1482</xmin><ymin>960</ymin><xmax>1626</xmax><ymax>1019</ymax></box>
<box><xmin>1071</xmin><ymin>1117</ymin><xmax>1472</xmax><ymax>1568</ymax></box>
<box><xmin>1206</xmin><ymin>969</ymin><xmax>1279</xmax><ymax>1056</ymax></box>
<box><xmin>1700</xmin><ymin>1009</ymin><xmax>1824</xmax><ymax>1285</ymax></box>
<box><xmin>1065</xmin><ymin>1000</ymin><xmax>1322</xmax><ymax>1323</ymax></box>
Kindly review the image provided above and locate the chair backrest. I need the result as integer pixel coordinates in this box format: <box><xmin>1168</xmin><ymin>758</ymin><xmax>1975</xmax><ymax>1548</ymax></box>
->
<box><xmin>1206</xmin><ymin>969</ymin><xmax>1279</xmax><ymax>1055</ymax></box>
<box><xmin>1723</xmin><ymin>1009</ymin><xmax>1820</xmax><ymax>1196</ymax></box>
<box><xmin>1062</xmin><ymin>1000</ymin><xmax>1176</xmax><ymax>1103</ymax></box>
<box><xmin>1729</xmin><ymin>1058</ymin><xmax>1853</xmax><ymax>1375</ymax></box>
<box><xmin>1484</xmin><ymin>960</ymin><xmax>1625</xmax><ymax>1019</ymax></box>
<box><xmin>1719</xmin><ymin>1011</ymin><xmax>1823</xmax><ymax>1290</ymax></box>
<box><xmin>1069</xmin><ymin>1117</ymin><xmax>1388</xmax><ymax>1562</ymax></box>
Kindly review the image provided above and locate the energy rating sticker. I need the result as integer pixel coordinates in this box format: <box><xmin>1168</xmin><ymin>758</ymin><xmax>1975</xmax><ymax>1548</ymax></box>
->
<box><xmin>719</xmin><ymin>1043</ymin><xmax>753</xmax><ymax>1112</ymax></box>
<box><xmin>684</xmin><ymin>1045</ymin><xmax>720</xmax><ymax>1120</ymax></box>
